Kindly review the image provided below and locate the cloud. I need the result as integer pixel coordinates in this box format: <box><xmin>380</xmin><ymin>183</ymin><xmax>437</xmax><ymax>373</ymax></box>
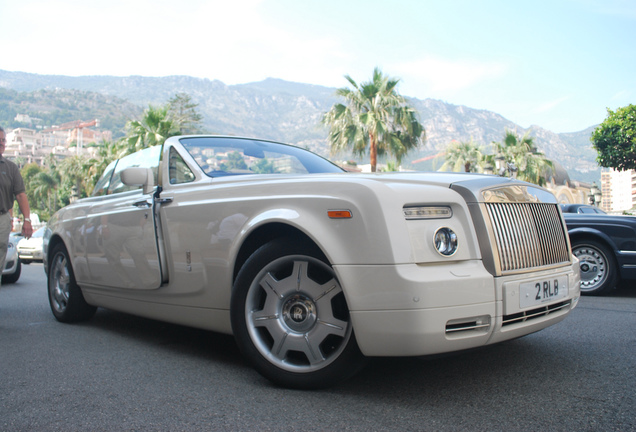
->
<box><xmin>610</xmin><ymin>90</ymin><xmax>631</xmax><ymax>101</ymax></box>
<box><xmin>392</xmin><ymin>57</ymin><xmax>509</xmax><ymax>95</ymax></box>
<box><xmin>534</xmin><ymin>96</ymin><xmax>571</xmax><ymax>113</ymax></box>
<box><xmin>578</xmin><ymin>0</ymin><xmax>636</xmax><ymax>20</ymax></box>
<box><xmin>0</xmin><ymin>0</ymin><xmax>352</xmax><ymax>87</ymax></box>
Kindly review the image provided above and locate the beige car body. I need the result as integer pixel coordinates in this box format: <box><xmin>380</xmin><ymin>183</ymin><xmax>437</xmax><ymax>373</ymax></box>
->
<box><xmin>44</xmin><ymin>136</ymin><xmax>580</xmax><ymax>362</ymax></box>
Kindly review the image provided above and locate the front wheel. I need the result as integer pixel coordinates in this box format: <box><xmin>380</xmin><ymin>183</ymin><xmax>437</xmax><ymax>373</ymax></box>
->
<box><xmin>48</xmin><ymin>244</ymin><xmax>97</xmax><ymax>322</ymax></box>
<box><xmin>571</xmin><ymin>239</ymin><xmax>618</xmax><ymax>296</ymax></box>
<box><xmin>231</xmin><ymin>239</ymin><xmax>366</xmax><ymax>389</ymax></box>
<box><xmin>2</xmin><ymin>259</ymin><xmax>21</xmax><ymax>284</ymax></box>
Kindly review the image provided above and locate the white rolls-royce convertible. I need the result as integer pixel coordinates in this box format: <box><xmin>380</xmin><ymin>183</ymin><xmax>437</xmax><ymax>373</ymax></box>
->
<box><xmin>44</xmin><ymin>135</ymin><xmax>580</xmax><ymax>389</ymax></box>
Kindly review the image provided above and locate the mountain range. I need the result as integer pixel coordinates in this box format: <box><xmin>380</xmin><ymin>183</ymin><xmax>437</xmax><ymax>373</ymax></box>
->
<box><xmin>0</xmin><ymin>69</ymin><xmax>600</xmax><ymax>184</ymax></box>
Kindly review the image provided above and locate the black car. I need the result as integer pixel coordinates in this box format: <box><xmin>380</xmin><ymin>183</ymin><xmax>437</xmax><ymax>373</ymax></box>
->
<box><xmin>560</xmin><ymin>204</ymin><xmax>607</xmax><ymax>214</ymax></box>
<box><xmin>563</xmin><ymin>212</ymin><xmax>636</xmax><ymax>295</ymax></box>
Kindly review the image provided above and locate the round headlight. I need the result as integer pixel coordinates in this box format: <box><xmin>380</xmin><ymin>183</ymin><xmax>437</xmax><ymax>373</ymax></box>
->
<box><xmin>434</xmin><ymin>227</ymin><xmax>458</xmax><ymax>256</ymax></box>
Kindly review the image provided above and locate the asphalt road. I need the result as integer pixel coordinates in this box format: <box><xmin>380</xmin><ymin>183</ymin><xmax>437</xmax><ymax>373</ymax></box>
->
<box><xmin>1</xmin><ymin>264</ymin><xmax>635</xmax><ymax>432</ymax></box>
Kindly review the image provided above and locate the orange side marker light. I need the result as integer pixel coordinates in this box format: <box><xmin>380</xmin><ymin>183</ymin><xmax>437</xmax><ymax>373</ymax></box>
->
<box><xmin>327</xmin><ymin>210</ymin><xmax>353</xmax><ymax>219</ymax></box>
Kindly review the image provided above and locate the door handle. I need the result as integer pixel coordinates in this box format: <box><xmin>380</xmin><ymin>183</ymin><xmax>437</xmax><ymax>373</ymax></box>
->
<box><xmin>133</xmin><ymin>200</ymin><xmax>152</xmax><ymax>208</ymax></box>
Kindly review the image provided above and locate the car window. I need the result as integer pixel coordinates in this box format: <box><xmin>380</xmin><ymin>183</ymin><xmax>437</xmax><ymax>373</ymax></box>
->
<box><xmin>92</xmin><ymin>159</ymin><xmax>118</xmax><ymax>196</ymax></box>
<box><xmin>168</xmin><ymin>147</ymin><xmax>195</xmax><ymax>184</ymax></box>
<box><xmin>179</xmin><ymin>136</ymin><xmax>344</xmax><ymax>177</ymax></box>
<box><xmin>579</xmin><ymin>207</ymin><xmax>595</xmax><ymax>213</ymax></box>
<box><xmin>108</xmin><ymin>145</ymin><xmax>162</xmax><ymax>195</ymax></box>
<box><xmin>31</xmin><ymin>227</ymin><xmax>46</xmax><ymax>238</ymax></box>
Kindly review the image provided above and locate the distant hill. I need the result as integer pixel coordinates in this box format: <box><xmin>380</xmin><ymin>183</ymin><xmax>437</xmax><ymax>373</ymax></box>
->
<box><xmin>0</xmin><ymin>87</ymin><xmax>141</xmax><ymax>139</ymax></box>
<box><xmin>0</xmin><ymin>69</ymin><xmax>600</xmax><ymax>183</ymax></box>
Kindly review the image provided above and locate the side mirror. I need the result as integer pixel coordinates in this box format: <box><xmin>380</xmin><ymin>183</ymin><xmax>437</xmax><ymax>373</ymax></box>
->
<box><xmin>121</xmin><ymin>167</ymin><xmax>155</xmax><ymax>195</ymax></box>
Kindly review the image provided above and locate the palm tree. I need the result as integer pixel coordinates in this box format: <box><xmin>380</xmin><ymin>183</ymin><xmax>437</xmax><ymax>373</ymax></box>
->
<box><xmin>441</xmin><ymin>140</ymin><xmax>485</xmax><ymax>172</ymax></box>
<box><xmin>86</xmin><ymin>140</ymin><xmax>118</xmax><ymax>194</ymax></box>
<box><xmin>20</xmin><ymin>163</ymin><xmax>43</xmax><ymax>216</ymax></box>
<box><xmin>493</xmin><ymin>130</ymin><xmax>553</xmax><ymax>185</ymax></box>
<box><xmin>58</xmin><ymin>155</ymin><xmax>92</xmax><ymax>200</ymax></box>
<box><xmin>30</xmin><ymin>171</ymin><xmax>59</xmax><ymax>214</ymax></box>
<box><xmin>322</xmin><ymin>67</ymin><xmax>426</xmax><ymax>172</ymax></box>
<box><xmin>121</xmin><ymin>105</ymin><xmax>179</xmax><ymax>156</ymax></box>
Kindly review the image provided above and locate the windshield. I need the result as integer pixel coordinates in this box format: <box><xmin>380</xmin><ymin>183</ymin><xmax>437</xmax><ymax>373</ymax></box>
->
<box><xmin>179</xmin><ymin>136</ymin><xmax>344</xmax><ymax>177</ymax></box>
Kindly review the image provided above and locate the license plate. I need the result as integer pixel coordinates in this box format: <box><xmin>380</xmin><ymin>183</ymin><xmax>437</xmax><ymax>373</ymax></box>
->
<box><xmin>519</xmin><ymin>275</ymin><xmax>568</xmax><ymax>308</ymax></box>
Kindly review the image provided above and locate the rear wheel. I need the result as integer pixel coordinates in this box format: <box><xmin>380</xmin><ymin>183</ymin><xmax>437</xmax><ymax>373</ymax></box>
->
<box><xmin>231</xmin><ymin>239</ymin><xmax>365</xmax><ymax>389</ymax></box>
<box><xmin>571</xmin><ymin>239</ymin><xmax>618</xmax><ymax>296</ymax></box>
<box><xmin>48</xmin><ymin>244</ymin><xmax>97</xmax><ymax>322</ymax></box>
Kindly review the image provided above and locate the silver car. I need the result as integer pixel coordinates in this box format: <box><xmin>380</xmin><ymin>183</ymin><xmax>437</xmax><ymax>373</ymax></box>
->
<box><xmin>17</xmin><ymin>226</ymin><xmax>45</xmax><ymax>264</ymax></box>
<box><xmin>2</xmin><ymin>235</ymin><xmax>21</xmax><ymax>284</ymax></box>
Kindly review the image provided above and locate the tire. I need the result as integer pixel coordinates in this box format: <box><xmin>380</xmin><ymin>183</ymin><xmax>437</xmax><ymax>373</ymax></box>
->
<box><xmin>48</xmin><ymin>244</ymin><xmax>97</xmax><ymax>322</ymax></box>
<box><xmin>22</xmin><ymin>259</ymin><xmax>32</xmax><ymax>265</ymax></box>
<box><xmin>231</xmin><ymin>239</ymin><xmax>366</xmax><ymax>389</ymax></box>
<box><xmin>2</xmin><ymin>259</ymin><xmax>21</xmax><ymax>284</ymax></box>
<box><xmin>571</xmin><ymin>239</ymin><xmax>618</xmax><ymax>296</ymax></box>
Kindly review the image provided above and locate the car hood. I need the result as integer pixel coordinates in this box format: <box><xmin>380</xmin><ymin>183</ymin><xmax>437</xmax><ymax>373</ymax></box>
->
<box><xmin>18</xmin><ymin>238</ymin><xmax>44</xmax><ymax>248</ymax></box>
<box><xmin>343</xmin><ymin>172</ymin><xmax>557</xmax><ymax>204</ymax></box>
<box><xmin>198</xmin><ymin>171</ymin><xmax>557</xmax><ymax>204</ymax></box>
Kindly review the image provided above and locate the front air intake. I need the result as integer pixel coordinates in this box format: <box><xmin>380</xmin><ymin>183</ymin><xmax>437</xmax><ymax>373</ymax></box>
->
<box><xmin>502</xmin><ymin>300</ymin><xmax>572</xmax><ymax>327</ymax></box>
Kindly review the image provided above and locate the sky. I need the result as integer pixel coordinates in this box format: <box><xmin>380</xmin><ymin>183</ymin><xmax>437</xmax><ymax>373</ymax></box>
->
<box><xmin>1</xmin><ymin>0</ymin><xmax>634</xmax><ymax>133</ymax></box>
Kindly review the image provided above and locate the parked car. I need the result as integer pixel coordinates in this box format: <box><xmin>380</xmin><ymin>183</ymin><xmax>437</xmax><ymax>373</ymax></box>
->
<box><xmin>563</xmin><ymin>212</ymin><xmax>636</xmax><ymax>295</ymax></box>
<box><xmin>43</xmin><ymin>135</ymin><xmax>580</xmax><ymax>389</ymax></box>
<box><xmin>560</xmin><ymin>204</ymin><xmax>607</xmax><ymax>214</ymax></box>
<box><xmin>17</xmin><ymin>226</ymin><xmax>46</xmax><ymax>264</ymax></box>
<box><xmin>2</xmin><ymin>237</ymin><xmax>21</xmax><ymax>284</ymax></box>
<box><xmin>9</xmin><ymin>232</ymin><xmax>24</xmax><ymax>244</ymax></box>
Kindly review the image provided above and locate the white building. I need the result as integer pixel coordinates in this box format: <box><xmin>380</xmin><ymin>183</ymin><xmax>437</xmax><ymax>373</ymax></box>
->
<box><xmin>600</xmin><ymin>168</ymin><xmax>636</xmax><ymax>213</ymax></box>
<box><xmin>4</xmin><ymin>118</ymin><xmax>110</xmax><ymax>167</ymax></box>
<box><xmin>4</xmin><ymin>128</ymin><xmax>41</xmax><ymax>162</ymax></box>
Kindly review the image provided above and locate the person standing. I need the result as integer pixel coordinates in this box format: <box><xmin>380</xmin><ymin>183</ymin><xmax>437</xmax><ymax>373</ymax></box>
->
<box><xmin>0</xmin><ymin>126</ymin><xmax>33</xmax><ymax>285</ymax></box>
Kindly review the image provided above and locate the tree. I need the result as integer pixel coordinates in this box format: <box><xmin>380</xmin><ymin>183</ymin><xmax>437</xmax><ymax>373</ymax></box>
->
<box><xmin>30</xmin><ymin>171</ymin><xmax>58</xmax><ymax>219</ymax></box>
<box><xmin>20</xmin><ymin>163</ymin><xmax>43</xmax><ymax>216</ymax></box>
<box><xmin>86</xmin><ymin>140</ymin><xmax>118</xmax><ymax>194</ymax></box>
<box><xmin>441</xmin><ymin>140</ymin><xmax>485</xmax><ymax>172</ymax></box>
<box><xmin>220</xmin><ymin>151</ymin><xmax>248</xmax><ymax>171</ymax></box>
<box><xmin>252</xmin><ymin>158</ymin><xmax>276</xmax><ymax>174</ymax></box>
<box><xmin>168</xmin><ymin>93</ymin><xmax>203</xmax><ymax>134</ymax></box>
<box><xmin>492</xmin><ymin>130</ymin><xmax>553</xmax><ymax>186</ymax></box>
<box><xmin>592</xmin><ymin>104</ymin><xmax>636</xmax><ymax>171</ymax></box>
<box><xmin>383</xmin><ymin>161</ymin><xmax>400</xmax><ymax>172</ymax></box>
<box><xmin>58</xmin><ymin>155</ymin><xmax>92</xmax><ymax>201</ymax></box>
<box><xmin>322</xmin><ymin>67</ymin><xmax>425</xmax><ymax>172</ymax></box>
<box><xmin>120</xmin><ymin>105</ymin><xmax>179</xmax><ymax>156</ymax></box>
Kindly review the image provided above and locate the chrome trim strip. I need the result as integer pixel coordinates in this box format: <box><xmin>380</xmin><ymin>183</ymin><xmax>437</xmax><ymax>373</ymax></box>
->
<box><xmin>502</xmin><ymin>300</ymin><xmax>571</xmax><ymax>326</ymax></box>
<box><xmin>445</xmin><ymin>323</ymin><xmax>490</xmax><ymax>333</ymax></box>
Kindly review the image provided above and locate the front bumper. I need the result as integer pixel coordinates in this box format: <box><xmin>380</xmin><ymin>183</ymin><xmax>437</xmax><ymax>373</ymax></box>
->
<box><xmin>18</xmin><ymin>248</ymin><xmax>43</xmax><ymax>261</ymax></box>
<box><xmin>335</xmin><ymin>259</ymin><xmax>580</xmax><ymax>357</ymax></box>
<box><xmin>3</xmin><ymin>245</ymin><xmax>19</xmax><ymax>275</ymax></box>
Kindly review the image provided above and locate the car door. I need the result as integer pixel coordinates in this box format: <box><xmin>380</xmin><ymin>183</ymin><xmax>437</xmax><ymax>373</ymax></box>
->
<box><xmin>84</xmin><ymin>146</ymin><xmax>163</xmax><ymax>290</ymax></box>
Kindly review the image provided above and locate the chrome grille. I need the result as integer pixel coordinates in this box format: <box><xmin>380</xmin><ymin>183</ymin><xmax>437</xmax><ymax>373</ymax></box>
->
<box><xmin>485</xmin><ymin>202</ymin><xmax>569</xmax><ymax>273</ymax></box>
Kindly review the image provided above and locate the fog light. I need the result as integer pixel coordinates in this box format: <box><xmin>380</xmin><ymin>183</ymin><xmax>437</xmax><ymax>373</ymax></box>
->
<box><xmin>434</xmin><ymin>227</ymin><xmax>458</xmax><ymax>256</ymax></box>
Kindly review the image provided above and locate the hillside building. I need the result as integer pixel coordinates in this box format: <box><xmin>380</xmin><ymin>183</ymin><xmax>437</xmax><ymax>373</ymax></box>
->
<box><xmin>3</xmin><ymin>118</ymin><xmax>111</xmax><ymax>167</ymax></box>
<box><xmin>4</xmin><ymin>128</ymin><xmax>40</xmax><ymax>163</ymax></box>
